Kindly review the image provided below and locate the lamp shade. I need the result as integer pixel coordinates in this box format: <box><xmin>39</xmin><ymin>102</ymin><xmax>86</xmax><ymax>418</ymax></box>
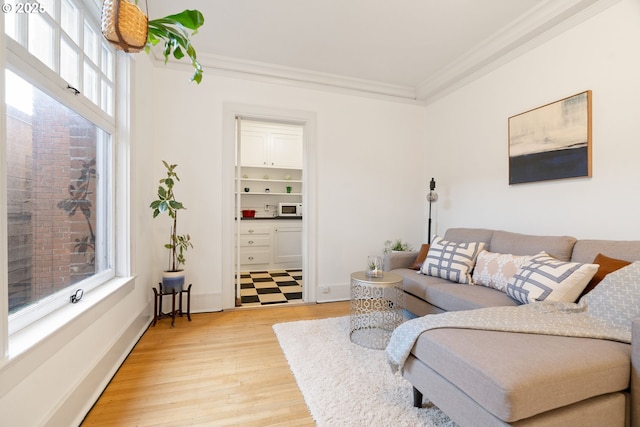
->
<box><xmin>427</xmin><ymin>178</ymin><xmax>438</xmax><ymax>202</ymax></box>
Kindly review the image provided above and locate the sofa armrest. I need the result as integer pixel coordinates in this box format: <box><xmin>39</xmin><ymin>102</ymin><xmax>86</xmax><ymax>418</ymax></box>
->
<box><xmin>383</xmin><ymin>251</ymin><xmax>418</xmax><ymax>271</ymax></box>
<box><xmin>632</xmin><ymin>318</ymin><xmax>640</xmax><ymax>427</ymax></box>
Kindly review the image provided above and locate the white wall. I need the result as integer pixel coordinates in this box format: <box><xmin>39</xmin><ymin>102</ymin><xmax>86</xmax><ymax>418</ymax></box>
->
<box><xmin>150</xmin><ymin>72</ymin><xmax>427</xmax><ymax>306</ymax></box>
<box><xmin>424</xmin><ymin>0</ymin><xmax>640</xmax><ymax>241</ymax></box>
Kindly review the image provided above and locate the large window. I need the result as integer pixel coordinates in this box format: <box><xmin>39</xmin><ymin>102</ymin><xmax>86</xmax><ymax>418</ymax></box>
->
<box><xmin>4</xmin><ymin>0</ymin><xmax>114</xmax><ymax>116</ymax></box>
<box><xmin>6</xmin><ymin>70</ymin><xmax>111</xmax><ymax>315</ymax></box>
<box><xmin>3</xmin><ymin>0</ymin><xmax>118</xmax><ymax>333</ymax></box>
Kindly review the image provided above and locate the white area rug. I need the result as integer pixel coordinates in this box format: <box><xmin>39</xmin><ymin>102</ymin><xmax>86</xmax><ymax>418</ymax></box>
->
<box><xmin>273</xmin><ymin>316</ymin><xmax>457</xmax><ymax>427</ymax></box>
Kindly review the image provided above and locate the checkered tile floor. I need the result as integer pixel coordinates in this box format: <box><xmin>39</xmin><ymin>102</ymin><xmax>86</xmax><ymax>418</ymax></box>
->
<box><xmin>238</xmin><ymin>269</ymin><xmax>303</xmax><ymax>307</ymax></box>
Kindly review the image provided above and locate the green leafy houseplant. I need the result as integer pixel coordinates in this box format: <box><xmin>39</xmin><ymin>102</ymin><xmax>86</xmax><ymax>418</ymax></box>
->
<box><xmin>383</xmin><ymin>239</ymin><xmax>413</xmax><ymax>254</ymax></box>
<box><xmin>101</xmin><ymin>1</ymin><xmax>204</xmax><ymax>83</ymax></box>
<box><xmin>146</xmin><ymin>9</ymin><xmax>205</xmax><ymax>84</ymax></box>
<box><xmin>150</xmin><ymin>161</ymin><xmax>193</xmax><ymax>272</ymax></box>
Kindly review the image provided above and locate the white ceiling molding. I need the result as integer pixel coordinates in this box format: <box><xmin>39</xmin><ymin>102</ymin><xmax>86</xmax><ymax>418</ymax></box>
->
<box><xmin>146</xmin><ymin>0</ymin><xmax>621</xmax><ymax>104</ymax></box>
<box><xmin>151</xmin><ymin>49</ymin><xmax>419</xmax><ymax>101</ymax></box>
<box><xmin>416</xmin><ymin>0</ymin><xmax>623</xmax><ymax>103</ymax></box>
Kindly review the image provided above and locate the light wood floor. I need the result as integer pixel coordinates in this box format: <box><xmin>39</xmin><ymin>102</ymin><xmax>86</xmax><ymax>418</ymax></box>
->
<box><xmin>81</xmin><ymin>301</ymin><xmax>350</xmax><ymax>427</ymax></box>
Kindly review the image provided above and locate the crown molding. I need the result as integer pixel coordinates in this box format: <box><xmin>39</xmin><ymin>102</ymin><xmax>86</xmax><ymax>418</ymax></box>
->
<box><xmin>146</xmin><ymin>0</ymin><xmax>621</xmax><ymax>104</ymax></box>
<box><xmin>148</xmin><ymin>49</ymin><xmax>424</xmax><ymax>104</ymax></box>
<box><xmin>193</xmin><ymin>51</ymin><xmax>419</xmax><ymax>101</ymax></box>
<box><xmin>416</xmin><ymin>0</ymin><xmax>623</xmax><ymax>104</ymax></box>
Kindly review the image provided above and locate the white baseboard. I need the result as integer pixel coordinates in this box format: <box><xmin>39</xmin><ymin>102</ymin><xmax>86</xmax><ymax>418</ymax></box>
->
<box><xmin>47</xmin><ymin>305</ymin><xmax>152</xmax><ymax>426</ymax></box>
<box><xmin>316</xmin><ymin>282</ymin><xmax>350</xmax><ymax>303</ymax></box>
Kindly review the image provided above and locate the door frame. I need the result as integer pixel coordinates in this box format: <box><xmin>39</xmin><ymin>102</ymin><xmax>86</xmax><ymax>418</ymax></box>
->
<box><xmin>221</xmin><ymin>104</ymin><xmax>317</xmax><ymax>309</ymax></box>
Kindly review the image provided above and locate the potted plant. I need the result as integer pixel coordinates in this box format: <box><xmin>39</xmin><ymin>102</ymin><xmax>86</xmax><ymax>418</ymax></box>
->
<box><xmin>101</xmin><ymin>1</ymin><xmax>204</xmax><ymax>83</ymax></box>
<box><xmin>150</xmin><ymin>161</ymin><xmax>193</xmax><ymax>292</ymax></box>
<box><xmin>383</xmin><ymin>239</ymin><xmax>413</xmax><ymax>254</ymax></box>
<box><xmin>366</xmin><ymin>256</ymin><xmax>383</xmax><ymax>278</ymax></box>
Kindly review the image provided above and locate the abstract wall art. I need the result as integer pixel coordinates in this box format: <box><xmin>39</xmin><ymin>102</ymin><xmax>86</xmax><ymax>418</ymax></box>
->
<box><xmin>508</xmin><ymin>90</ymin><xmax>592</xmax><ymax>185</ymax></box>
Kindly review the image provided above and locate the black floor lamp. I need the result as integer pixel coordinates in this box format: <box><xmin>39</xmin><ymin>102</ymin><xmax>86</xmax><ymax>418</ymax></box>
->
<box><xmin>427</xmin><ymin>178</ymin><xmax>438</xmax><ymax>243</ymax></box>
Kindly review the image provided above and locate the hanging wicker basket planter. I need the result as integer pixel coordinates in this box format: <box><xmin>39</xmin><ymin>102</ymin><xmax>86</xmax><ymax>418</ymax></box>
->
<box><xmin>101</xmin><ymin>0</ymin><xmax>148</xmax><ymax>53</ymax></box>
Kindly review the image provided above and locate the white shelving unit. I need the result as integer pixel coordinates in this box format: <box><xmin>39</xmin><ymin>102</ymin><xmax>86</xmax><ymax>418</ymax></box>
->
<box><xmin>237</xmin><ymin>178</ymin><xmax>302</xmax><ymax>196</ymax></box>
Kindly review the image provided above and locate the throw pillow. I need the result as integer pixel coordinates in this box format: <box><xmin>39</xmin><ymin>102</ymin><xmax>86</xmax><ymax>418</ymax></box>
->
<box><xmin>506</xmin><ymin>252</ymin><xmax>598</xmax><ymax>304</ymax></box>
<box><xmin>410</xmin><ymin>244</ymin><xmax>430</xmax><ymax>270</ymax></box>
<box><xmin>578</xmin><ymin>253</ymin><xmax>632</xmax><ymax>299</ymax></box>
<box><xmin>472</xmin><ymin>251</ymin><xmax>532</xmax><ymax>292</ymax></box>
<box><xmin>583</xmin><ymin>261</ymin><xmax>640</xmax><ymax>331</ymax></box>
<box><xmin>421</xmin><ymin>236</ymin><xmax>485</xmax><ymax>284</ymax></box>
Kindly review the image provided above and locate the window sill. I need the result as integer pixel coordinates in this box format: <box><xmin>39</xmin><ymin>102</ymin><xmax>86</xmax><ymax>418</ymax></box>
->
<box><xmin>0</xmin><ymin>276</ymin><xmax>135</xmax><ymax>380</ymax></box>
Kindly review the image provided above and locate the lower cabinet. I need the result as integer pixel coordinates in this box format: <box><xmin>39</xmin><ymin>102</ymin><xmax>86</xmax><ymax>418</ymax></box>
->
<box><xmin>274</xmin><ymin>226</ymin><xmax>302</xmax><ymax>264</ymax></box>
<box><xmin>237</xmin><ymin>220</ymin><xmax>302</xmax><ymax>270</ymax></box>
<box><xmin>238</xmin><ymin>226</ymin><xmax>271</xmax><ymax>266</ymax></box>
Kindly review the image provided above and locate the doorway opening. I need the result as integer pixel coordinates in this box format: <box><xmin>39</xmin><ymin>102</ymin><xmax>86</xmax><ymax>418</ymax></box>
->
<box><xmin>234</xmin><ymin>118</ymin><xmax>304</xmax><ymax>307</ymax></box>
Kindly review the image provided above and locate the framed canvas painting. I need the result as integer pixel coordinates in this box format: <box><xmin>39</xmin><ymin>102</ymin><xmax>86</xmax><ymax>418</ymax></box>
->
<box><xmin>508</xmin><ymin>90</ymin><xmax>592</xmax><ymax>185</ymax></box>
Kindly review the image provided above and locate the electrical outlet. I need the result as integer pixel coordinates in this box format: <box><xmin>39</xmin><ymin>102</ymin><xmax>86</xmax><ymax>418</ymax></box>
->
<box><xmin>319</xmin><ymin>285</ymin><xmax>330</xmax><ymax>294</ymax></box>
<box><xmin>264</xmin><ymin>204</ymin><xmax>270</xmax><ymax>211</ymax></box>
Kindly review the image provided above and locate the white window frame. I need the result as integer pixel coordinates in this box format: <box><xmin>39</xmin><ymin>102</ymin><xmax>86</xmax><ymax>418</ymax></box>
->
<box><xmin>4</xmin><ymin>0</ymin><xmax>115</xmax><ymax>118</ymax></box>
<box><xmin>0</xmin><ymin>0</ymin><xmax>131</xmax><ymax>355</ymax></box>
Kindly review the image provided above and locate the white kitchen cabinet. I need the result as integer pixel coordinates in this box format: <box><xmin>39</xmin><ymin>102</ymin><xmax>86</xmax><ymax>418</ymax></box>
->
<box><xmin>274</xmin><ymin>226</ymin><xmax>302</xmax><ymax>264</ymax></box>
<box><xmin>239</xmin><ymin>121</ymin><xmax>302</xmax><ymax>169</ymax></box>
<box><xmin>239</xmin><ymin>129</ymin><xmax>270</xmax><ymax>168</ymax></box>
<box><xmin>236</xmin><ymin>220</ymin><xmax>302</xmax><ymax>270</ymax></box>
<box><xmin>237</xmin><ymin>225</ymin><xmax>271</xmax><ymax>266</ymax></box>
<box><xmin>270</xmin><ymin>131</ymin><xmax>303</xmax><ymax>169</ymax></box>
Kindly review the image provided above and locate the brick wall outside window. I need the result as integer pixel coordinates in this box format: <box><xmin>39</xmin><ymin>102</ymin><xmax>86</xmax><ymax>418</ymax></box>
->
<box><xmin>7</xmin><ymin>90</ymin><xmax>98</xmax><ymax>314</ymax></box>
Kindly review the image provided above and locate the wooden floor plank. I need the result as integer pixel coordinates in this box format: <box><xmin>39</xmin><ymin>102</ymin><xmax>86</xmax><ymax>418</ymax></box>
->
<box><xmin>81</xmin><ymin>301</ymin><xmax>350</xmax><ymax>426</ymax></box>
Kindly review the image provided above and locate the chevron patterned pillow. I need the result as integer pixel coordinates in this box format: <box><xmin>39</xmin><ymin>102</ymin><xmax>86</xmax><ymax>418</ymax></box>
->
<box><xmin>506</xmin><ymin>252</ymin><xmax>598</xmax><ymax>304</ymax></box>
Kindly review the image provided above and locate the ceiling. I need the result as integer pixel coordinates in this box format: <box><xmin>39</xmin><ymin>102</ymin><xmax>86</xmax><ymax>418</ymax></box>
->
<box><xmin>146</xmin><ymin>0</ymin><xmax>614</xmax><ymax>101</ymax></box>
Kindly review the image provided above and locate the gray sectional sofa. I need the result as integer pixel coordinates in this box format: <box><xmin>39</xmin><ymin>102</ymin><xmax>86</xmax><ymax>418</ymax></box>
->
<box><xmin>384</xmin><ymin>228</ymin><xmax>640</xmax><ymax>427</ymax></box>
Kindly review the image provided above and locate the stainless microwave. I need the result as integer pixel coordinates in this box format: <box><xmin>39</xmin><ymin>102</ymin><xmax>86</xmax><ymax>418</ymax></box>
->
<box><xmin>278</xmin><ymin>202</ymin><xmax>302</xmax><ymax>217</ymax></box>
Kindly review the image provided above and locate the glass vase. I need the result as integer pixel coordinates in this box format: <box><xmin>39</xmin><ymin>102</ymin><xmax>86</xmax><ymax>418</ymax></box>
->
<box><xmin>366</xmin><ymin>255</ymin><xmax>383</xmax><ymax>278</ymax></box>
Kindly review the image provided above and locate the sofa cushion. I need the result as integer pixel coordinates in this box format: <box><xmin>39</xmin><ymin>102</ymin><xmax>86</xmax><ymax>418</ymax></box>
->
<box><xmin>443</xmin><ymin>228</ymin><xmax>494</xmax><ymax>250</ymax></box>
<box><xmin>411</xmin><ymin>328</ymin><xmax>631</xmax><ymax>422</ymax></box>
<box><xmin>396</xmin><ymin>268</ymin><xmax>519</xmax><ymax>311</ymax></box>
<box><xmin>505</xmin><ymin>252</ymin><xmax>598</xmax><ymax>304</ymax></box>
<box><xmin>472</xmin><ymin>250</ymin><xmax>532</xmax><ymax>292</ymax></box>
<box><xmin>579</xmin><ymin>253</ymin><xmax>631</xmax><ymax>298</ymax></box>
<box><xmin>571</xmin><ymin>239</ymin><xmax>640</xmax><ymax>264</ymax></box>
<box><xmin>490</xmin><ymin>230</ymin><xmax>577</xmax><ymax>261</ymax></box>
<box><xmin>421</xmin><ymin>236</ymin><xmax>485</xmax><ymax>284</ymax></box>
<box><xmin>409</xmin><ymin>244</ymin><xmax>430</xmax><ymax>270</ymax></box>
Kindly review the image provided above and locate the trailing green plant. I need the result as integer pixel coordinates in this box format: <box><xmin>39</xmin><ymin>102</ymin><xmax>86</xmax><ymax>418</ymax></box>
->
<box><xmin>146</xmin><ymin>9</ymin><xmax>205</xmax><ymax>83</ymax></box>
<box><xmin>383</xmin><ymin>239</ymin><xmax>413</xmax><ymax>253</ymax></box>
<box><xmin>150</xmin><ymin>161</ymin><xmax>193</xmax><ymax>272</ymax></box>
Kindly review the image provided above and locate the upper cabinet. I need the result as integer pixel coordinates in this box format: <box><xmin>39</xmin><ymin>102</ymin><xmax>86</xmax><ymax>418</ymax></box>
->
<box><xmin>240</xmin><ymin>121</ymin><xmax>303</xmax><ymax>169</ymax></box>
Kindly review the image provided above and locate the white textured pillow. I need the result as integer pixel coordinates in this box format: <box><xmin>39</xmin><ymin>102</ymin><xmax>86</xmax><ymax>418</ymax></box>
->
<box><xmin>506</xmin><ymin>252</ymin><xmax>599</xmax><ymax>304</ymax></box>
<box><xmin>421</xmin><ymin>236</ymin><xmax>485</xmax><ymax>284</ymax></box>
<box><xmin>472</xmin><ymin>251</ymin><xmax>532</xmax><ymax>292</ymax></box>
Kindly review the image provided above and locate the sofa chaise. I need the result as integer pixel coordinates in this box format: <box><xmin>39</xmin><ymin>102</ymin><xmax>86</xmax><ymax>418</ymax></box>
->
<box><xmin>384</xmin><ymin>228</ymin><xmax>640</xmax><ymax>427</ymax></box>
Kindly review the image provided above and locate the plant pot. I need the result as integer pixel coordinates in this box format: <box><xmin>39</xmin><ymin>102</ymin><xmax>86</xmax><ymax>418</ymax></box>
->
<box><xmin>162</xmin><ymin>270</ymin><xmax>185</xmax><ymax>293</ymax></box>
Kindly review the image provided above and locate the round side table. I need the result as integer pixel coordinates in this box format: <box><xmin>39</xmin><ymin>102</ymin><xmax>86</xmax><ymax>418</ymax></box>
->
<box><xmin>349</xmin><ymin>271</ymin><xmax>404</xmax><ymax>349</ymax></box>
